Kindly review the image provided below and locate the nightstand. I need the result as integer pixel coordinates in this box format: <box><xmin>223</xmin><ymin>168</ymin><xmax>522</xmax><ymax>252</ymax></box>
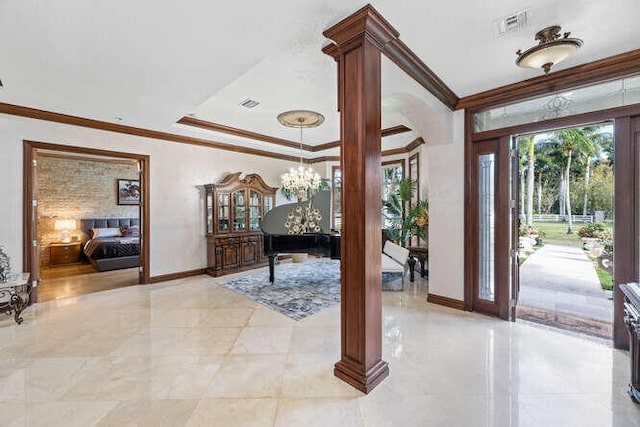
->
<box><xmin>49</xmin><ymin>242</ymin><xmax>82</xmax><ymax>267</ymax></box>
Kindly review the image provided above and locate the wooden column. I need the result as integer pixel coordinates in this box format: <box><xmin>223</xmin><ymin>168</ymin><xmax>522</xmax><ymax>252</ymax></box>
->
<box><xmin>323</xmin><ymin>5</ymin><xmax>398</xmax><ymax>393</ymax></box>
<box><xmin>613</xmin><ymin>115</ymin><xmax>640</xmax><ymax>349</ymax></box>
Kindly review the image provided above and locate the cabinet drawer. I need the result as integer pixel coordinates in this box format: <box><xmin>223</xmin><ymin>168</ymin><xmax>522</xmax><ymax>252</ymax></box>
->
<box><xmin>50</xmin><ymin>244</ymin><xmax>81</xmax><ymax>266</ymax></box>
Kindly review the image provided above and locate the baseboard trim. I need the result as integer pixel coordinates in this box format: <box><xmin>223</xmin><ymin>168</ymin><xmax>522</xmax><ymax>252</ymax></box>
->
<box><xmin>427</xmin><ymin>293</ymin><xmax>465</xmax><ymax>310</ymax></box>
<box><xmin>149</xmin><ymin>268</ymin><xmax>207</xmax><ymax>284</ymax></box>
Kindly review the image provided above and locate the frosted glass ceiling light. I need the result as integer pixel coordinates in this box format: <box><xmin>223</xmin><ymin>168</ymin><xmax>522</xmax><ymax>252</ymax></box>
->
<box><xmin>277</xmin><ymin>110</ymin><xmax>324</xmax><ymax>202</ymax></box>
<box><xmin>516</xmin><ymin>26</ymin><xmax>583</xmax><ymax>74</ymax></box>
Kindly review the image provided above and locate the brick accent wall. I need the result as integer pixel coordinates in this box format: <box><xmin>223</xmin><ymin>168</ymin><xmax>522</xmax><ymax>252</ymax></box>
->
<box><xmin>36</xmin><ymin>155</ymin><xmax>139</xmax><ymax>266</ymax></box>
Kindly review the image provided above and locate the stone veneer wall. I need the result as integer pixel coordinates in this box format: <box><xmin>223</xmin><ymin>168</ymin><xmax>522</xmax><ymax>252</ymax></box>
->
<box><xmin>37</xmin><ymin>155</ymin><xmax>139</xmax><ymax>266</ymax></box>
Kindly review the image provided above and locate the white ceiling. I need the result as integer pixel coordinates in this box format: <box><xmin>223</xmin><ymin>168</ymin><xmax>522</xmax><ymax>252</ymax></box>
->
<box><xmin>1</xmin><ymin>0</ymin><xmax>639</xmax><ymax>155</ymax></box>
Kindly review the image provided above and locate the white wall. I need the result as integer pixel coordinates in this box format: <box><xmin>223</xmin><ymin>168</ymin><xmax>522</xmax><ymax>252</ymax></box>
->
<box><xmin>0</xmin><ymin>114</ymin><xmax>298</xmax><ymax>276</ymax></box>
<box><xmin>303</xmin><ymin>118</ymin><xmax>465</xmax><ymax>302</ymax></box>
<box><xmin>426</xmin><ymin>110</ymin><xmax>465</xmax><ymax>300</ymax></box>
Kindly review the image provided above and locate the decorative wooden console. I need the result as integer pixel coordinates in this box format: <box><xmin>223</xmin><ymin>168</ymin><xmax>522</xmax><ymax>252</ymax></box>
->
<box><xmin>204</xmin><ymin>173</ymin><xmax>276</xmax><ymax>277</ymax></box>
<box><xmin>621</xmin><ymin>282</ymin><xmax>640</xmax><ymax>403</ymax></box>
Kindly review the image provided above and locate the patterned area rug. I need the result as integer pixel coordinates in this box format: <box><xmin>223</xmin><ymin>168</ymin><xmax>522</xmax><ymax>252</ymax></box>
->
<box><xmin>219</xmin><ymin>259</ymin><xmax>402</xmax><ymax>321</ymax></box>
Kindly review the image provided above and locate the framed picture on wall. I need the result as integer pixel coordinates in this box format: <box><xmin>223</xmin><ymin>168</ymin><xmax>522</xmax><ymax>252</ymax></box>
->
<box><xmin>117</xmin><ymin>179</ymin><xmax>141</xmax><ymax>205</ymax></box>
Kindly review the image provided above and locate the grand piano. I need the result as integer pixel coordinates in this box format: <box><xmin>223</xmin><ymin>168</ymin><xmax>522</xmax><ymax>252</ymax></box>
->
<box><xmin>261</xmin><ymin>190</ymin><xmax>340</xmax><ymax>283</ymax></box>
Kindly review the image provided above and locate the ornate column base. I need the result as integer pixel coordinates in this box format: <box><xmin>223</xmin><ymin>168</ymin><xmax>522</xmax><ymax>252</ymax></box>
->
<box><xmin>334</xmin><ymin>359</ymin><xmax>389</xmax><ymax>394</ymax></box>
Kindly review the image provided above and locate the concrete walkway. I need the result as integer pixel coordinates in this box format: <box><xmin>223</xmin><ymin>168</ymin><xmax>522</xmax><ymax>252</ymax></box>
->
<box><xmin>519</xmin><ymin>244</ymin><xmax>613</xmax><ymax>322</ymax></box>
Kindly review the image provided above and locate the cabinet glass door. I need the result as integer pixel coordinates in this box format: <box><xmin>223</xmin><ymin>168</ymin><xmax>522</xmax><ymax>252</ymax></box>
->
<box><xmin>232</xmin><ymin>190</ymin><xmax>246</xmax><ymax>231</ymax></box>
<box><xmin>264</xmin><ymin>195</ymin><xmax>274</xmax><ymax>214</ymax></box>
<box><xmin>206</xmin><ymin>190</ymin><xmax>213</xmax><ymax>235</ymax></box>
<box><xmin>249</xmin><ymin>191</ymin><xmax>262</xmax><ymax>230</ymax></box>
<box><xmin>218</xmin><ymin>193</ymin><xmax>230</xmax><ymax>232</ymax></box>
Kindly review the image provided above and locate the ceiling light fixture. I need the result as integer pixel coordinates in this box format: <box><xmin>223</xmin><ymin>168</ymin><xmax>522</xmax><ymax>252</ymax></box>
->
<box><xmin>277</xmin><ymin>110</ymin><xmax>324</xmax><ymax>202</ymax></box>
<box><xmin>516</xmin><ymin>25</ymin><xmax>583</xmax><ymax>74</ymax></box>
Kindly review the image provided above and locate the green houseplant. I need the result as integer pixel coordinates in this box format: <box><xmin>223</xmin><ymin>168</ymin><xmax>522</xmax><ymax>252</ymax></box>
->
<box><xmin>382</xmin><ymin>178</ymin><xmax>428</xmax><ymax>247</ymax></box>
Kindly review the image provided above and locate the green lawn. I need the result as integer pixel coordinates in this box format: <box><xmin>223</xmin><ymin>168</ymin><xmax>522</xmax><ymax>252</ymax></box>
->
<box><xmin>534</xmin><ymin>221</ymin><xmax>613</xmax><ymax>247</ymax></box>
<box><xmin>596</xmin><ymin>267</ymin><xmax>614</xmax><ymax>291</ymax></box>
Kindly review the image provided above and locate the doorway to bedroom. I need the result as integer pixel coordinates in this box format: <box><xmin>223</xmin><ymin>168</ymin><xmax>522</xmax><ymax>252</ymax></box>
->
<box><xmin>23</xmin><ymin>141</ymin><xmax>150</xmax><ymax>302</ymax></box>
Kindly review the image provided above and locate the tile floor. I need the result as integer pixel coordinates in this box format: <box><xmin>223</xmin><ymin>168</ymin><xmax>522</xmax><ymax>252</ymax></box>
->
<box><xmin>0</xmin><ymin>269</ymin><xmax>639</xmax><ymax>426</ymax></box>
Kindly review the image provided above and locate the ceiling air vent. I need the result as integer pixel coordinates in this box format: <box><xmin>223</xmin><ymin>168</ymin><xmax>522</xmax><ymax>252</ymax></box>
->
<box><xmin>239</xmin><ymin>98</ymin><xmax>260</xmax><ymax>109</ymax></box>
<box><xmin>495</xmin><ymin>10</ymin><xmax>528</xmax><ymax>36</ymax></box>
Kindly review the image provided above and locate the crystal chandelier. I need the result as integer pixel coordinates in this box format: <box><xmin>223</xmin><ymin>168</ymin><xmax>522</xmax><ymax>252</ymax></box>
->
<box><xmin>277</xmin><ymin>110</ymin><xmax>324</xmax><ymax>201</ymax></box>
<box><xmin>280</xmin><ymin>165</ymin><xmax>322</xmax><ymax>201</ymax></box>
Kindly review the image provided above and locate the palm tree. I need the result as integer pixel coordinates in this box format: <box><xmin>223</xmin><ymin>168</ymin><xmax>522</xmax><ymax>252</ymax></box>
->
<box><xmin>583</xmin><ymin>129</ymin><xmax>613</xmax><ymax>215</ymax></box>
<box><xmin>534</xmin><ymin>143</ymin><xmax>561</xmax><ymax>214</ymax></box>
<box><xmin>519</xmin><ymin>135</ymin><xmax>536</xmax><ymax>225</ymax></box>
<box><xmin>554</xmin><ymin>128</ymin><xmax>596</xmax><ymax>234</ymax></box>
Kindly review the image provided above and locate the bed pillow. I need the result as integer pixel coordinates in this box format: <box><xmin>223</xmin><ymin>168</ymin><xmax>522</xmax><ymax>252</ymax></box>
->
<box><xmin>122</xmin><ymin>225</ymin><xmax>140</xmax><ymax>237</ymax></box>
<box><xmin>91</xmin><ymin>227</ymin><xmax>121</xmax><ymax>238</ymax></box>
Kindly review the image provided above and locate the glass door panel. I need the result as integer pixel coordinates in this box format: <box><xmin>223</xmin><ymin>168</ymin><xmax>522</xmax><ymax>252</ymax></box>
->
<box><xmin>478</xmin><ymin>153</ymin><xmax>496</xmax><ymax>302</ymax></box>
<box><xmin>218</xmin><ymin>193</ymin><xmax>230</xmax><ymax>232</ymax></box>
<box><xmin>232</xmin><ymin>190</ymin><xmax>246</xmax><ymax>231</ymax></box>
<box><xmin>264</xmin><ymin>195</ymin><xmax>273</xmax><ymax>214</ymax></box>
<box><xmin>249</xmin><ymin>190</ymin><xmax>262</xmax><ymax>230</ymax></box>
<box><xmin>206</xmin><ymin>190</ymin><xmax>213</xmax><ymax>235</ymax></box>
<box><xmin>470</xmin><ymin>137</ymin><xmax>510</xmax><ymax>318</ymax></box>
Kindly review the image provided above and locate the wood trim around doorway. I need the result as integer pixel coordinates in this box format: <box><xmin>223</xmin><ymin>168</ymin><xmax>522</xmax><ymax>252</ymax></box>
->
<box><xmin>456</xmin><ymin>48</ymin><xmax>640</xmax><ymax>111</ymax></box>
<box><xmin>22</xmin><ymin>140</ymin><xmax>152</xmax><ymax>303</ymax></box>
<box><xmin>465</xmin><ymin>106</ymin><xmax>640</xmax><ymax>350</ymax></box>
<box><xmin>427</xmin><ymin>293</ymin><xmax>465</xmax><ymax>310</ymax></box>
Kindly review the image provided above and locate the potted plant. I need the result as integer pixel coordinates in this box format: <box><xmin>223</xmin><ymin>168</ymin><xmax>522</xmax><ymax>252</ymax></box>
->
<box><xmin>535</xmin><ymin>230</ymin><xmax>546</xmax><ymax>246</ymax></box>
<box><xmin>382</xmin><ymin>178</ymin><xmax>428</xmax><ymax>247</ymax></box>
<box><xmin>578</xmin><ymin>222</ymin><xmax>606</xmax><ymax>250</ymax></box>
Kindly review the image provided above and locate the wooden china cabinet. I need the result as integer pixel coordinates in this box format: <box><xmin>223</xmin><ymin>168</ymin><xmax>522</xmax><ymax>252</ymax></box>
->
<box><xmin>204</xmin><ymin>172</ymin><xmax>277</xmax><ymax>276</ymax></box>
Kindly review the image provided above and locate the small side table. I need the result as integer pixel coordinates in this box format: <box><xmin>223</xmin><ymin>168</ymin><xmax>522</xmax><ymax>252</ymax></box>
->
<box><xmin>49</xmin><ymin>242</ymin><xmax>82</xmax><ymax>267</ymax></box>
<box><xmin>0</xmin><ymin>273</ymin><xmax>31</xmax><ymax>324</ymax></box>
<box><xmin>407</xmin><ymin>246</ymin><xmax>428</xmax><ymax>282</ymax></box>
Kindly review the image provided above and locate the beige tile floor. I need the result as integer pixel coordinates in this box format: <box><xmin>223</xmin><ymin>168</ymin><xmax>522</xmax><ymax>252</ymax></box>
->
<box><xmin>0</xmin><ymin>269</ymin><xmax>639</xmax><ymax>426</ymax></box>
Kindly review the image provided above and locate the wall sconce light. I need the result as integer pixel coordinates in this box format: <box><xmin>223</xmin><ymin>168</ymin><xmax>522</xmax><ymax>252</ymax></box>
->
<box><xmin>54</xmin><ymin>219</ymin><xmax>76</xmax><ymax>243</ymax></box>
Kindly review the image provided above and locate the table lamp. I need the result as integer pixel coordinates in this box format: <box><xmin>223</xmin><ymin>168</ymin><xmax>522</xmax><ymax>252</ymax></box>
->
<box><xmin>54</xmin><ymin>219</ymin><xmax>76</xmax><ymax>243</ymax></box>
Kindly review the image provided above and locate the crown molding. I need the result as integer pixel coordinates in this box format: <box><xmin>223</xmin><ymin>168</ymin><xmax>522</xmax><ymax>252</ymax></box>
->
<box><xmin>456</xmin><ymin>48</ymin><xmax>640</xmax><ymax>111</ymax></box>
<box><xmin>323</xmin><ymin>4</ymin><xmax>458</xmax><ymax>111</ymax></box>
<box><xmin>177</xmin><ymin>116</ymin><xmax>312</xmax><ymax>151</ymax></box>
<box><xmin>311</xmin><ymin>124</ymin><xmax>411</xmax><ymax>152</ymax></box>
<box><xmin>308</xmin><ymin>136</ymin><xmax>424</xmax><ymax>163</ymax></box>
<box><xmin>323</xmin><ymin>4</ymin><xmax>399</xmax><ymax>50</ymax></box>
<box><xmin>0</xmin><ymin>102</ymin><xmax>301</xmax><ymax>163</ymax></box>
<box><xmin>382</xmin><ymin>39</ymin><xmax>459</xmax><ymax>110</ymax></box>
<box><xmin>308</xmin><ymin>155</ymin><xmax>340</xmax><ymax>164</ymax></box>
<box><xmin>179</xmin><ymin>116</ymin><xmax>412</xmax><ymax>153</ymax></box>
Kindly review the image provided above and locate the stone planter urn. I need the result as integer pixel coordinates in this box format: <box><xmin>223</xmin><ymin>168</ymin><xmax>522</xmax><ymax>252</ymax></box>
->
<box><xmin>582</xmin><ymin>237</ymin><xmax>599</xmax><ymax>250</ymax></box>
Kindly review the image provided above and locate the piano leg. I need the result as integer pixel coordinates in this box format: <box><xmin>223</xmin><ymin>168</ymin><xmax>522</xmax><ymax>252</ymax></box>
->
<box><xmin>268</xmin><ymin>255</ymin><xmax>275</xmax><ymax>283</ymax></box>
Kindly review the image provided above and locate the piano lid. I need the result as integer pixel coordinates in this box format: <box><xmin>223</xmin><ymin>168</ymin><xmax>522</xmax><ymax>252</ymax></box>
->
<box><xmin>260</xmin><ymin>190</ymin><xmax>331</xmax><ymax>235</ymax></box>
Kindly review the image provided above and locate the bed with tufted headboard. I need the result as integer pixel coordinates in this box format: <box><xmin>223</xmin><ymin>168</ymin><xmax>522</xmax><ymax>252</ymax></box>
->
<box><xmin>80</xmin><ymin>218</ymin><xmax>140</xmax><ymax>272</ymax></box>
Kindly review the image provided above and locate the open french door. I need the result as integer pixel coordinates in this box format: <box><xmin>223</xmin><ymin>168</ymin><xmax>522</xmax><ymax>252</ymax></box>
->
<box><xmin>510</xmin><ymin>137</ymin><xmax>520</xmax><ymax>321</ymax></box>
<box><xmin>469</xmin><ymin>137</ymin><xmax>513</xmax><ymax>319</ymax></box>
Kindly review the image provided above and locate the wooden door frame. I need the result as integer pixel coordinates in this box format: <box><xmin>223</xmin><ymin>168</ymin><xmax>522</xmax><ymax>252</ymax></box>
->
<box><xmin>465</xmin><ymin>103</ymin><xmax>640</xmax><ymax>349</ymax></box>
<box><xmin>466</xmin><ymin>137</ymin><xmax>511</xmax><ymax>318</ymax></box>
<box><xmin>23</xmin><ymin>140</ymin><xmax>151</xmax><ymax>302</ymax></box>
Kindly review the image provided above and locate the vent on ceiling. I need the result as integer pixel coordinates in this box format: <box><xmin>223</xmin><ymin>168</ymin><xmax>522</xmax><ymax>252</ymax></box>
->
<box><xmin>495</xmin><ymin>10</ymin><xmax>528</xmax><ymax>36</ymax></box>
<box><xmin>239</xmin><ymin>98</ymin><xmax>260</xmax><ymax>109</ymax></box>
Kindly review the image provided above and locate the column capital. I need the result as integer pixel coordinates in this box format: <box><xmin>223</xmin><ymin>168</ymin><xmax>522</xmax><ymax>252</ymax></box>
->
<box><xmin>323</xmin><ymin>4</ymin><xmax>399</xmax><ymax>50</ymax></box>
